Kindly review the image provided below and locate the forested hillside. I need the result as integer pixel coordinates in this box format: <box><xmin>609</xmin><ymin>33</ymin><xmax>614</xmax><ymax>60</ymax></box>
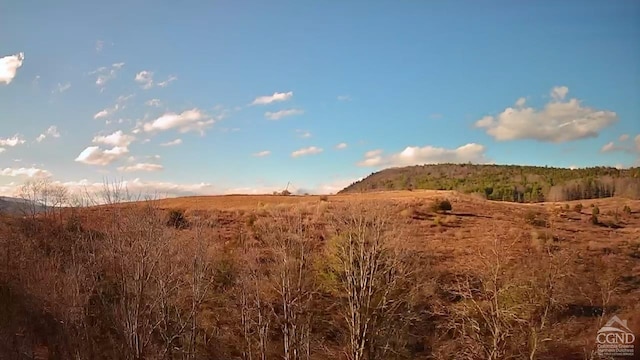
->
<box><xmin>340</xmin><ymin>164</ymin><xmax>640</xmax><ymax>202</ymax></box>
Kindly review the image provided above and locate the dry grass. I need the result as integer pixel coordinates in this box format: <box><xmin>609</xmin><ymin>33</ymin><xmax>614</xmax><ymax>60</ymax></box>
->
<box><xmin>2</xmin><ymin>190</ymin><xmax>640</xmax><ymax>359</ymax></box>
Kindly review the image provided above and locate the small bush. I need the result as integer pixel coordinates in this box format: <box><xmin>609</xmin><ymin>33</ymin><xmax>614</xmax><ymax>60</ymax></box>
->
<box><xmin>573</xmin><ymin>203</ymin><xmax>583</xmax><ymax>213</ymax></box>
<box><xmin>319</xmin><ymin>195</ymin><xmax>329</xmax><ymax>202</ymax></box>
<box><xmin>431</xmin><ymin>198</ymin><xmax>452</xmax><ymax>213</ymax></box>
<box><xmin>590</xmin><ymin>214</ymin><xmax>599</xmax><ymax>225</ymax></box>
<box><xmin>167</xmin><ymin>209</ymin><xmax>190</xmax><ymax>229</ymax></box>
<box><xmin>623</xmin><ymin>205</ymin><xmax>631</xmax><ymax>215</ymax></box>
<box><xmin>524</xmin><ymin>210</ymin><xmax>537</xmax><ymax>224</ymax></box>
<box><xmin>524</xmin><ymin>210</ymin><xmax>547</xmax><ymax>227</ymax></box>
<box><xmin>592</xmin><ymin>206</ymin><xmax>600</xmax><ymax>216</ymax></box>
<box><xmin>564</xmin><ymin>204</ymin><xmax>570</xmax><ymax>210</ymax></box>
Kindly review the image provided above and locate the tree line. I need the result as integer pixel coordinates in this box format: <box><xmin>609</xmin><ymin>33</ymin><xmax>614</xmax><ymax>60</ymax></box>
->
<box><xmin>340</xmin><ymin>164</ymin><xmax>640</xmax><ymax>202</ymax></box>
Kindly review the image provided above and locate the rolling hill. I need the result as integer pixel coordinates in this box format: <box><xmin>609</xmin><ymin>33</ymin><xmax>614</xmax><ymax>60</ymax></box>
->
<box><xmin>339</xmin><ymin>164</ymin><xmax>640</xmax><ymax>202</ymax></box>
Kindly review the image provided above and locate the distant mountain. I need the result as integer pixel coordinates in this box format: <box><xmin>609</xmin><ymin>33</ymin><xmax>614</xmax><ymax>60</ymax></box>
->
<box><xmin>0</xmin><ymin>196</ymin><xmax>45</xmax><ymax>214</ymax></box>
<box><xmin>339</xmin><ymin>164</ymin><xmax>640</xmax><ymax>202</ymax></box>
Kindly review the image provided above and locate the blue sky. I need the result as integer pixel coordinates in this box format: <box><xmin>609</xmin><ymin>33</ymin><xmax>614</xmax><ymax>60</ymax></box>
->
<box><xmin>1</xmin><ymin>0</ymin><xmax>639</xmax><ymax>196</ymax></box>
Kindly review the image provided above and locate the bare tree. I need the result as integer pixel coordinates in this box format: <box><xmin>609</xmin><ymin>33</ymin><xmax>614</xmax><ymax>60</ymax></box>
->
<box><xmin>101</xmin><ymin>203</ymin><xmax>170</xmax><ymax>359</ymax></box>
<box><xmin>239</xmin><ymin>228</ymin><xmax>272</xmax><ymax>360</ymax></box>
<box><xmin>329</xmin><ymin>203</ymin><xmax>414</xmax><ymax>360</ymax></box>
<box><xmin>251</xmin><ymin>208</ymin><xmax>316</xmax><ymax>360</ymax></box>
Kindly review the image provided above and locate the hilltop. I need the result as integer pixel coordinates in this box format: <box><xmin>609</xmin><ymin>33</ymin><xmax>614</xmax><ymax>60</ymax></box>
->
<box><xmin>339</xmin><ymin>164</ymin><xmax>640</xmax><ymax>202</ymax></box>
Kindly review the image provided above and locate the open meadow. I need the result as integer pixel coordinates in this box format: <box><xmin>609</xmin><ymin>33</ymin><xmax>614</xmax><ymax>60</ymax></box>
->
<box><xmin>1</xmin><ymin>190</ymin><xmax>639</xmax><ymax>359</ymax></box>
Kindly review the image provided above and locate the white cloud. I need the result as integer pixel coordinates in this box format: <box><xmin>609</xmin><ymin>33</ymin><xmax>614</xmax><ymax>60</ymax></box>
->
<box><xmin>145</xmin><ymin>98</ymin><xmax>162</xmax><ymax>107</ymax></box>
<box><xmin>364</xmin><ymin>149</ymin><xmax>383</xmax><ymax>158</ymax></box>
<box><xmin>135</xmin><ymin>70</ymin><xmax>154</xmax><ymax>89</ymax></box>
<box><xmin>92</xmin><ymin>130</ymin><xmax>135</xmax><ymax>147</ymax></box>
<box><xmin>89</xmin><ymin>62</ymin><xmax>124</xmax><ymax>87</ymax></box>
<box><xmin>475</xmin><ymin>86</ymin><xmax>617</xmax><ymax>142</ymax></box>
<box><xmin>58</xmin><ymin>178</ymin><xmax>218</xmax><ymax>199</ymax></box>
<box><xmin>550</xmin><ymin>86</ymin><xmax>569</xmax><ymax>101</ymax></box>
<box><xmin>1</xmin><ymin>167</ymin><xmax>51</xmax><ymax>178</ymax></box>
<box><xmin>599</xmin><ymin>134</ymin><xmax>640</xmax><ymax>154</ymax></box>
<box><xmin>291</xmin><ymin>146</ymin><xmax>323</xmax><ymax>158</ymax></box>
<box><xmin>251</xmin><ymin>91</ymin><xmax>293</xmax><ymax>105</ymax></box>
<box><xmin>75</xmin><ymin>146</ymin><xmax>130</xmax><ymax>166</ymax></box>
<box><xmin>95</xmin><ymin>40</ymin><xmax>104</xmax><ymax>53</ymax></box>
<box><xmin>296</xmin><ymin>130</ymin><xmax>311</xmax><ymax>138</ymax></box>
<box><xmin>92</xmin><ymin>62</ymin><xmax>125</xmax><ymax>87</ymax></box>
<box><xmin>36</xmin><ymin>126</ymin><xmax>61</xmax><ymax>142</ymax></box>
<box><xmin>252</xmin><ymin>150</ymin><xmax>271</xmax><ymax>157</ymax></box>
<box><xmin>265</xmin><ymin>108</ymin><xmax>304</xmax><ymax>120</ymax></box>
<box><xmin>601</xmin><ymin>142</ymin><xmax>615</xmax><ymax>153</ymax></box>
<box><xmin>117</xmin><ymin>163</ymin><xmax>163</xmax><ymax>172</ymax></box>
<box><xmin>357</xmin><ymin>143</ymin><xmax>488</xmax><ymax>167</ymax></box>
<box><xmin>142</xmin><ymin>109</ymin><xmax>214</xmax><ymax>134</ymax></box>
<box><xmin>0</xmin><ymin>135</ymin><xmax>26</xmax><ymax>147</ymax></box>
<box><xmin>335</xmin><ymin>142</ymin><xmax>348</xmax><ymax>150</ymax></box>
<box><xmin>515</xmin><ymin>97</ymin><xmax>526</xmax><ymax>107</ymax></box>
<box><xmin>157</xmin><ymin>75</ymin><xmax>177</xmax><ymax>88</ymax></box>
<box><xmin>135</xmin><ymin>71</ymin><xmax>175</xmax><ymax>89</ymax></box>
<box><xmin>337</xmin><ymin>95</ymin><xmax>351</xmax><ymax>102</ymax></box>
<box><xmin>160</xmin><ymin>139</ymin><xmax>182</xmax><ymax>147</ymax></box>
<box><xmin>116</xmin><ymin>94</ymin><xmax>135</xmax><ymax>103</ymax></box>
<box><xmin>0</xmin><ymin>52</ymin><xmax>25</xmax><ymax>85</ymax></box>
<box><xmin>93</xmin><ymin>103</ymin><xmax>123</xmax><ymax>120</ymax></box>
<box><xmin>0</xmin><ymin>148</ymin><xmax>5</xmax><ymax>153</ymax></box>
<box><xmin>94</xmin><ymin>109</ymin><xmax>109</xmax><ymax>119</ymax></box>
<box><xmin>52</xmin><ymin>82</ymin><xmax>71</xmax><ymax>94</ymax></box>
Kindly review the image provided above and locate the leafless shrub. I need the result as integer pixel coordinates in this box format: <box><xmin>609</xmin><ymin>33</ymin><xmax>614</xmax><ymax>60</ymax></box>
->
<box><xmin>327</xmin><ymin>202</ymin><xmax>416</xmax><ymax>360</ymax></box>
<box><xmin>438</xmin><ymin>235</ymin><xmax>574</xmax><ymax>360</ymax></box>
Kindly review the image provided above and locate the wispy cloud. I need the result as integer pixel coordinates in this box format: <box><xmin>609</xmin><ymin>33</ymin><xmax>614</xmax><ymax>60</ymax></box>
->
<box><xmin>93</xmin><ymin>103</ymin><xmax>123</xmax><ymax>120</ymax></box>
<box><xmin>1</xmin><ymin>167</ymin><xmax>51</xmax><ymax>178</ymax></box>
<box><xmin>117</xmin><ymin>163</ymin><xmax>163</xmax><ymax>172</ymax></box>
<box><xmin>145</xmin><ymin>99</ymin><xmax>162</xmax><ymax>107</ymax></box>
<box><xmin>337</xmin><ymin>95</ymin><xmax>351</xmax><ymax>102</ymax></box>
<box><xmin>291</xmin><ymin>146</ymin><xmax>323</xmax><ymax>158</ymax></box>
<box><xmin>265</xmin><ymin>108</ymin><xmax>304</xmax><ymax>120</ymax></box>
<box><xmin>296</xmin><ymin>130</ymin><xmax>312</xmax><ymax>138</ymax></box>
<box><xmin>335</xmin><ymin>142</ymin><xmax>348</xmax><ymax>150</ymax></box>
<box><xmin>160</xmin><ymin>139</ymin><xmax>182</xmax><ymax>147</ymax></box>
<box><xmin>142</xmin><ymin>109</ymin><xmax>215</xmax><ymax>134</ymax></box>
<box><xmin>252</xmin><ymin>150</ymin><xmax>271</xmax><ymax>157</ymax></box>
<box><xmin>91</xmin><ymin>62</ymin><xmax>125</xmax><ymax>88</ymax></box>
<box><xmin>251</xmin><ymin>91</ymin><xmax>293</xmax><ymax>105</ymax></box>
<box><xmin>52</xmin><ymin>82</ymin><xmax>71</xmax><ymax>94</ymax></box>
<box><xmin>135</xmin><ymin>71</ymin><xmax>176</xmax><ymax>89</ymax></box>
<box><xmin>0</xmin><ymin>52</ymin><xmax>25</xmax><ymax>85</ymax></box>
<box><xmin>157</xmin><ymin>75</ymin><xmax>177</xmax><ymax>87</ymax></box>
<box><xmin>36</xmin><ymin>126</ymin><xmax>61</xmax><ymax>142</ymax></box>
<box><xmin>600</xmin><ymin>133</ymin><xmax>640</xmax><ymax>154</ymax></box>
<box><xmin>357</xmin><ymin>143</ymin><xmax>488</xmax><ymax>167</ymax></box>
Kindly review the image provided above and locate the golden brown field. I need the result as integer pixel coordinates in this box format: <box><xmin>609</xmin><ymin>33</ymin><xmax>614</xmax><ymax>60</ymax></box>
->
<box><xmin>1</xmin><ymin>190</ymin><xmax>639</xmax><ymax>359</ymax></box>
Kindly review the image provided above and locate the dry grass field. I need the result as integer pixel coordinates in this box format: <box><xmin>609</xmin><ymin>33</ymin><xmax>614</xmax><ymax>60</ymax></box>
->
<box><xmin>1</xmin><ymin>190</ymin><xmax>639</xmax><ymax>359</ymax></box>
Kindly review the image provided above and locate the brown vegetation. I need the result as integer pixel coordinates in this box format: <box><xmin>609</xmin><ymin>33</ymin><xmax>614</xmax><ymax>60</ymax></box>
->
<box><xmin>1</xmin><ymin>183</ymin><xmax>639</xmax><ymax>359</ymax></box>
